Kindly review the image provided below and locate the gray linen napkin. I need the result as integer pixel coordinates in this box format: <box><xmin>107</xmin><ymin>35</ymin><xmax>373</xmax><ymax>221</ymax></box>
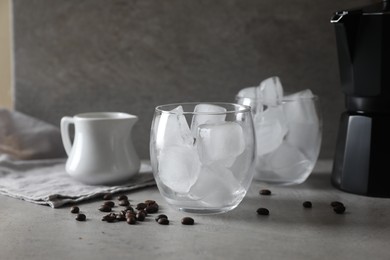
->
<box><xmin>0</xmin><ymin>156</ymin><xmax>155</xmax><ymax>208</ymax></box>
<box><xmin>0</xmin><ymin>109</ymin><xmax>155</xmax><ymax>208</ymax></box>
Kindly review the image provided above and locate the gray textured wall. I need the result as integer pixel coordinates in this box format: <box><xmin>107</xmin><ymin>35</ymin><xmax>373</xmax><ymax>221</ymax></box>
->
<box><xmin>12</xmin><ymin>0</ymin><xmax>373</xmax><ymax>159</ymax></box>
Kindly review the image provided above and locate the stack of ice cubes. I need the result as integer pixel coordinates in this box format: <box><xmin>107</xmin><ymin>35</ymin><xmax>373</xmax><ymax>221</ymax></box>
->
<box><xmin>237</xmin><ymin>76</ymin><xmax>321</xmax><ymax>184</ymax></box>
<box><xmin>154</xmin><ymin>104</ymin><xmax>249</xmax><ymax>207</ymax></box>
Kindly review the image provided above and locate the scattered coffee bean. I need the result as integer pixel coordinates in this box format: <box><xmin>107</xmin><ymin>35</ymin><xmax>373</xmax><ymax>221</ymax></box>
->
<box><xmin>102</xmin><ymin>213</ymin><xmax>116</xmax><ymax>222</ymax></box>
<box><xmin>136</xmin><ymin>211</ymin><xmax>146</xmax><ymax>221</ymax></box>
<box><xmin>76</xmin><ymin>213</ymin><xmax>86</xmax><ymax>221</ymax></box>
<box><xmin>331</xmin><ymin>201</ymin><xmax>344</xmax><ymax>208</ymax></box>
<box><xmin>333</xmin><ymin>205</ymin><xmax>346</xmax><ymax>214</ymax></box>
<box><xmin>98</xmin><ymin>205</ymin><xmax>112</xmax><ymax>212</ymax></box>
<box><xmin>145</xmin><ymin>203</ymin><xmax>159</xmax><ymax>214</ymax></box>
<box><xmin>138</xmin><ymin>209</ymin><xmax>147</xmax><ymax>216</ymax></box>
<box><xmin>106</xmin><ymin>218</ymin><xmax>115</xmax><ymax>223</ymax></box>
<box><xmin>103</xmin><ymin>213</ymin><xmax>116</xmax><ymax>223</ymax></box>
<box><xmin>103</xmin><ymin>201</ymin><xmax>115</xmax><ymax>208</ymax></box>
<box><xmin>181</xmin><ymin>217</ymin><xmax>194</xmax><ymax>225</ymax></box>
<box><xmin>119</xmin><ymin>200</ymin><xmax>130</xmax><ymax>206</ymax></box>
<box><xmin>303</xmin><ymin>201</ymin><xmax>312</xmax><ymax>208</ymax></box>
<box><xmin>136</xmin><ymin>203</ymin><xmax>147</xmax><ymax>210</ymax></box>
<box><xmin>70</xmin><ymin>206</ymin><xmax>79</xmax><ymax>214</ymax></box>
<box><xmin>155</xmin><ymin>214</ymin><xmax>168</xmax><ymax>222</ymax></box>
<box><xmin>259</xmin><ymin>189</ymin><xmax>271</xmax><ymax>196</ymax></box>
<box><xmin>124</xmin><ymin>206</ymin><xmax>134</xmax><ymax>212</ymax></box>
<box><xmin>145</xmin><ymin>200</ymin><xmax>156</xmax><ymax>206</ymax></box>
<box><xmin>118</xmin><ymin>195</ymin><xmax>128</xmax><ymax>201</ymax></box>
<box><xmin>157</xmin><ymin>218</ymin><xmax>169</xmax><ymax>225</ymax></box>
<box><xmin>116</xmin><ymin>214</ymin><xmax>126</xmax><ymax>222</ymax></box>
<box><xmin>103</xmin><ymin>193</ymin><xmax>113</xmax><ymax>200</ymax></box>
<box><xmin>126</xmin><ymin>211</ymin><xmax>136</xmax><ymax>219</ymax></box>
<box><xmin>256</xmin><ymin>208</ymin><xmax>270</xmax><ymax>216</ymax></box>
<box><xmin>126</xmin><ymin>217</ymin><xmax>137</xmax><ymax>225</ymax></box>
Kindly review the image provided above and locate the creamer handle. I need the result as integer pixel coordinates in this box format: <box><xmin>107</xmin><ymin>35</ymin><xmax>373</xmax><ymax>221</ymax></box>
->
<box><xmin>60</xmin><ymin>116</ymin><xmax>74</xmax><ymax>156</ymax></box>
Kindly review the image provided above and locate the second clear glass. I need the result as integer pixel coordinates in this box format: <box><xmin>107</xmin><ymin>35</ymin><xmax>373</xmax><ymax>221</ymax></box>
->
<box><xmin>236</xmin><ymin>95</ymin><xmax>322</xmax><ymax>185</ymax></box>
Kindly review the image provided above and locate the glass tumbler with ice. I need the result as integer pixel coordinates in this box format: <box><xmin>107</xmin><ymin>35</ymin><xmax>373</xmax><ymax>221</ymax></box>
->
<box><xmin>150</xmin><ymin>102</ymin><xmax>256</xmax><ymax>214</ymax></box>
<box><xmin>236</xmin><ymin>77</ymin><xmax>322</xmax><ymax>185</ymax></box>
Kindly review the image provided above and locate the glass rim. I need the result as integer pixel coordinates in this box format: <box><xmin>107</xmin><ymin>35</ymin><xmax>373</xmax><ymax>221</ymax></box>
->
<box><xmin>235</xmin><ymin>94</ymin><xmax>319</xmax><ymax>103</ymax></box>
<box><xmin>155</xmin><ymin>102</ymin><xmax>251</xmax><ymax>115</ymax></box>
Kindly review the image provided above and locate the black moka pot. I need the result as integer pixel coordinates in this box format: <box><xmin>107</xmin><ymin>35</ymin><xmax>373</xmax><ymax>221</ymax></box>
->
<box><xmin>331</xmin><ymin>1</ymin><xmax>390</xmax><ymax>197</ymax></box>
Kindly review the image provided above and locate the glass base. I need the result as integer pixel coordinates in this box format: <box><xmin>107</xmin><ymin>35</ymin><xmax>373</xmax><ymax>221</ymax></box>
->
<box><xmin>164</xmin><ymin>197</ymin><xmax>241</xmax><ymax>215</ymax></box>
<box><xmin>177</xmin><ymin>205</ymin><xmax>236</xmax><ymax>215</ymax></box>
<box><xmin>162</xmin><ymin>189</ymin><xmax>245</xmax><ymax>215</ymax></box>
<box><xmin>253</xmin><ymin>177</ymin><xmax>305</xmax><ymax>186</ymax></box>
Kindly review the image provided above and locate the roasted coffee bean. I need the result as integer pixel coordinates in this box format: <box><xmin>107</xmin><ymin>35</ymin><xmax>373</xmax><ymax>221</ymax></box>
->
<box><xmin>136</xmin><ymin>203</ymin><xmax>147</xmax><ymax>210</ymax></box>
<box><xmin>119</xmin><ymin>200</ymin><xmax>130</xmax><ymax>206</ymax></box>
<box><xmin>116</xmin><ymin>214</ymin><xmax>126</xmax><ymax>221</ymax></box>
<box><xmin>126</xmin><ymin>217</ymin><xmax>137</xmax><ymax>225</ymax></box>
<box><xmin>125</xmin><ymin>212</ymin><xmax>136</xmax><ymax>219</ymax></box>
<box><xmin>76</xmin><ymin>213</ymin><xmax>86</xmax><ymax>221</ymax></box>
<box><xmin>124</xmin><ymin>206</ymin><xmax>134</xmax><ymax>212</ymax></box>
<box><xmin>103</xmin><ymin>193</ymin><xmax>113</xmax><ymax>200</ymax></box>
<box><xmin>259</xmin><ymin>189</ymin><xmax>272</xmax><ymax>196</ymax></box>
<box><xmin>118</xmin><ymin>195</ymin><xmax>128</xmax><ymax>201</ymax></box>
<box><xmin>181</xmin><ymin>217</ymin><xmax>194</xmax><ymax>225</ymax></box>
<box><xmin>155</xmin><ymin>214</ymin><xmax>168</xmax><ymax>222</ymax></box>
<box><xmin>106</xmin><ymin>217</ymin><xmax>115</xmax><ymax>223</ymax></box>
<box><xmin>138</xmin><ymin>209</ymin><xmax>148</xmax><ymax>216</ymax></box>
<box><xmin>145</xmin><ymin>203</ymin><xmax>159</xmax><ymax>214</ymax></box>
<box><xmin>303</xmin><ymin>201</ymin><xmax>312</xmax><ymax>208</ymax></box>
<box><xmin>331</xmin><ymin>201</ymin><xmax>344</xmax><ymax>208</ymax></box>
<box><xmin>145</xmin><ymin>200</ymin><xmax>156</xmax><ymax>206</ymax></box>
<box><xmin>126</xmin><ymin>207</ymin><xmax>136</xmax><ymax>213</ymax></box>
<box><xmin>333</xmin><ymin>205</ymin><xmax>346</xmax><ymax>214</ymax></box>
<box><xmin>157</xmin><ymin>218</ymin><xmax>169</xmax><ymax>225</ymax></box>
<box><xmin>99</xmin><ymin>205</ymin><xmax>112</xmax><ymax>212</ymax></box>
<box><xmin>103</xmin><ymin>213</ymin><xmax>116</xmax><ymax>223</ymax></box>
<box><xmin>136</xmin><ymin>212</ymin><xmax>146</xmax><ymax>221</ymax></box>
<box><xmin>70</xmin><ymin>206</ymin><xmax>79</xmax><ymax>214</ymax></box>
<box><xmin>256</xmin><ymin>208</ymin><xmax>270</xmax><ymax>216</ymax></box>
<box><xmin>105</xmin><ymin>215</ymin><xmax>116</xmax><ymax>223</ymax></box>
<box><xmin>103</xmin><ymin>201</ymin><xmax>115</xmax><ymax>208</ymax></box>
<box><xmin>102</xmin><ymin>213</ymin><xmax>116</xmax><ymax>222</ymax></box>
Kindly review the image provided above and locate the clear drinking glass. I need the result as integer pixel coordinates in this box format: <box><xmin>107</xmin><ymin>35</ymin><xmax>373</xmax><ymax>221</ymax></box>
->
<box><xmin>150</xmin><ymin>102</ymin><xmax>256</xmax><ymax>214</ymax></box>
<box><xmin>236</xmin><ymin>95</ymin><xmax>322</xmax><ymax>185</ymax></box>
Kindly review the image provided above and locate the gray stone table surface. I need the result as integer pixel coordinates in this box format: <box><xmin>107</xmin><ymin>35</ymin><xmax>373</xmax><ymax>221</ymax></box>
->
<box><xmin>0</xmin><ymin>160</ymin><xmax>389</xmax><ymax>260</ymax></box>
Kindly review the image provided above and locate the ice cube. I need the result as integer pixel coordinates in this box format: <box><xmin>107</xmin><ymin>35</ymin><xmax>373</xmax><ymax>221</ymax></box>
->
<box><xmin>190</xmin><ymin>104</ymin><xmax>227</xmax><ymax>137</ymax></box>
<box><xmin>254</xmin><ymin>106</ymin><xmax>288</xmax><ymax>156</ymax></box>
<box><xmin>229</xmin><ymin>147</ymin><xmax>254</xmax><ymax>187</ymax></box>
<box><xmin>257</xmin><ymin>76</ymin><xmax>284</xmax><ymax>107</ymax></box>
<box><xmin>237</xmin><ymin>86</ymin><xmax>257</xmax><ymax>99</ymax></box>
<box><xmin>284</xmin><ymin>123</ymin><xmax>321</xmax><ymax>162</ymax></box>
<box><xmin>189</xmin><ymin>165</ymin><xmax>242</xmax><ymax>207</ymax></box>
<box><xmin>158</xmin><ymin>145</ymin><xmax>201</xmax><ymax>193</ymax></box>
<box><xmin>283</xmin><ymin>90</ymin><xmax>321</xmax><ymax>160</ymax></box>
<box><xmin>236</xmin><ymin>88</ymin><xmax>262</xmax><ymax>115</ymax></box>
<box><xmin>255</xmin><ymin>142</ymin><xmax>312</xmax><ymax>183</ymax></box>
<box><xmin>155</xmin><ymin>106</ymin><xmax>194</xmax><ymax>150</ymax></box>
<box><xmin>283</xmin><ymin>89</ymin><xmax>318</xmax><ymax>124</ymax></box>
<box><xmin>285</xmin><ymin>89</ymin><xmax>314</xmax><ymax>99</ymax></box>
<box><xmin>196</xmin><ymin>122</ymin><xmax>245</xmax><ymax>167</ymax></box>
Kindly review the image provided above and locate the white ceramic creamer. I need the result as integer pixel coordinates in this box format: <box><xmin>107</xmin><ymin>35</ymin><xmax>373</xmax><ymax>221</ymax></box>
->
<box><xmin>61</xmin><ymin>112</ymin><xmax>140</xmax><ymax>185</ymax></box>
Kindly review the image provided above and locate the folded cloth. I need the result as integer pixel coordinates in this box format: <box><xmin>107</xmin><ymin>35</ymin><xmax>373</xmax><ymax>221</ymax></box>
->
<box><xmin>0</xmin><ymin>109</ymin><xmax>66</xmax><ymax>159</ymax></box>
<box><xmin>0</xmin><ymin>155</ymin><xmax>155</xmax><ymax>208</ymax></box>
<box><xmin>0</xmin><ymin>109</ymin><xmax>155</xmax><ymax>208</ymax></box>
